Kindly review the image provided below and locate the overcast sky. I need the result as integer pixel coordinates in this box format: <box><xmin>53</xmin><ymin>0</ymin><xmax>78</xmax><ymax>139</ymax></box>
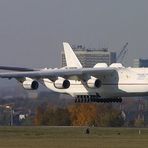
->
<box><xmin>0</xmin><ymin>0</ymin><xmax>148</xmax><ymax>69</ymax></box>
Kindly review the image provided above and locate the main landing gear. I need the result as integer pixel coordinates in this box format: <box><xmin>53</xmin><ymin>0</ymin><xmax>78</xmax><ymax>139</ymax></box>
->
<box><xmin>75</xmin><ymin>95</ymin><xmax>122</xmax><ymax>103</ymax></box>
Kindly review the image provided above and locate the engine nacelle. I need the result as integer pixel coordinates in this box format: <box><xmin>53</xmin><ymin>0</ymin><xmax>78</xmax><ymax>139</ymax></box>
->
<box><xmin>54</xmin><ymin>77</ymin><xmax>70</xmax><ymax>89</ymax></box>
<box><xmin>22</xmin><ymin>79</ymin><xmax>39</xmax><ymax>90</ymax></box>
<box><xmin>87</xmin><ymin>78</ymin><xmax>101</xmax><ymax>88</ymax></box>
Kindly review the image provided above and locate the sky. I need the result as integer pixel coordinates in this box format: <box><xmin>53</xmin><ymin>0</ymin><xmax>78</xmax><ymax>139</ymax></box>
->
<box><xmin>0</xmin><ymin>0</ymin><xmax>148</xmax><ymax>69</ymax></box>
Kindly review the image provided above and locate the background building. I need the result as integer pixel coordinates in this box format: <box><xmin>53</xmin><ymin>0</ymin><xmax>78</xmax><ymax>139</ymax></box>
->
<box><xmin>133</xmin><ymin>58</ymin><xmax>148</xmax><ymax>125</ymax></box>
<box><xmin>62</xmin><ymin>45</ymin><xmax>116</xmax><ymax>68</ymax></box>
<box><xmin>133</xmin><ymin>59</ymin><xmax>148</xmax><ymax>67</ymax></box>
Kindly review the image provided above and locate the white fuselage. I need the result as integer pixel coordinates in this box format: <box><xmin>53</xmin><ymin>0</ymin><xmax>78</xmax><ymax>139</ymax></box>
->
<box><xmin>42</xmin><ymin>67</ymin><xmax>148</xmax><ymax>98</ymax></box>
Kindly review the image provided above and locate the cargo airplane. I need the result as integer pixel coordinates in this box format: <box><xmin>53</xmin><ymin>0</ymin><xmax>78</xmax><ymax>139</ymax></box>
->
<box><xmin>0</xmin><ymin>42</ymin><xmax>148</xmax><ymax>103</ymax></box>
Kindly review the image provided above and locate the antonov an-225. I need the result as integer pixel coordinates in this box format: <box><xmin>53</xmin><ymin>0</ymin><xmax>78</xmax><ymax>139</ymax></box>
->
<box><xmin>0</xmin><ymin>42</ymin><xmax>148</xmax><ymax>103</ymax></box>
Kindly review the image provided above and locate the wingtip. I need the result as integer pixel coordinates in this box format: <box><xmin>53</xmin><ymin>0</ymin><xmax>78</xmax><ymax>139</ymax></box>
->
<box><xmin>62</xmin><ymin>41</ymin><xmax>82</xmax><ymax>68</ymax></box>
<box><xmin>63</xmin><ymin>42</ymin><xmax>69</xmax><ymax>46</ymax></box>
<box><xmin>63</xmin><ymin>42</ymin><xmax>72</xmax><ymax>50</ymax></box>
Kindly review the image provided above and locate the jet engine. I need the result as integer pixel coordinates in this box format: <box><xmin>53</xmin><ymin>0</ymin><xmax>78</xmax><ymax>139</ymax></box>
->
<box><xmin>22</xmin><ymin>79</ymin><xmax>39</xmax><ymax>90</ymax></box>
<box><xmin>54</xmin><ymin>77</ymin><xmax>70</xmax><ymax>89</ymax></box>
<box><xmin>87</xmin><ymin>78</ymin><xmax>101</xmax><ymax>88</ymax></box>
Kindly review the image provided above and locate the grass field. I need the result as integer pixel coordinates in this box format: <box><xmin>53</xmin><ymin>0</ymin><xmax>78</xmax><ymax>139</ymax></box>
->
<box><xmin>0</xmin><ymin>126</ymin><xmax>147</xmax><ymax>148</ymax></box>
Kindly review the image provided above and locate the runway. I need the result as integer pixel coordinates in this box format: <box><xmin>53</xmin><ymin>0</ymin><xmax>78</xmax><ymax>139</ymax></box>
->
<box><xmin>0</xmin><ymin>126</ymin><xmax>147</xmax><ymax>148</ymax></box>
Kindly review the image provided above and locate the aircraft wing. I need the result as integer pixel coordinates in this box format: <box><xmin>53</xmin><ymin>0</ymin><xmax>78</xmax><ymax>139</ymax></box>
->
<box><xmin>0</xmin><ymin>67</ymin><xmax>116</xmax><ymax>80</ymax></box>
<box><xmin>0</xmin><ymin>66</ymin><xmax>36</xmax><ymax>71</ymax></box>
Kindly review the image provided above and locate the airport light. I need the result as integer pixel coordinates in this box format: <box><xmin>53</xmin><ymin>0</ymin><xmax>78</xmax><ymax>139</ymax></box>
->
<box><xmin>0</xmin><ymin>104</ymin><xmax>14</xmax><ymax>126</ymax></box>
<box><xmin>6</xmin><ymin>105</ymin><xmax>11</xmax><ymax>109</ymax></box>
<box><xmin>7</xmin><ymin>105</ymin><xmax>14</xmax><ymax>126</ymax></box>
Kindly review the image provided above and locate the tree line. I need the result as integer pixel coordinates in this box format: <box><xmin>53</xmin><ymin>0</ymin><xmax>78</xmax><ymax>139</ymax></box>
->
<box><xmin>34</xmin><ymin>103</ymin><xmax>124</xmax><ymax>127</ymax></box>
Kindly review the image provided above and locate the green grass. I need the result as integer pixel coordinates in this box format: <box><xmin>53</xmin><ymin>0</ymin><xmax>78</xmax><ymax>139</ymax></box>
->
<box><xmin>0</xmin><ymin>126</ymin><xmax>147</xmax><ymax>148</ymax></box>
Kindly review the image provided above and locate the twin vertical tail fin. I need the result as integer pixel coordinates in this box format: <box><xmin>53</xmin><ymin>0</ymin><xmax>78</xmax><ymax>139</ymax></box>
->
<box><xmin>63</xmin><ymin>42</ymin><xmax>82</xmax><ymax>68</ymax></box>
